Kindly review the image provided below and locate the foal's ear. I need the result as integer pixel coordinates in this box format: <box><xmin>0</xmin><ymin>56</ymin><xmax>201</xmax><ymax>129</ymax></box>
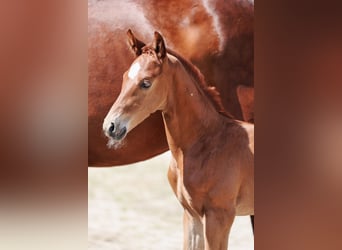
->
<box><xmin>127</xmin><ymin>29</ymin><xmax>145</xmax><ymax>57</ymax></box>
<box><xmin>152</xmin><ymin>31</ymin><xmax>166</xmax><ymax>59</ymax></box>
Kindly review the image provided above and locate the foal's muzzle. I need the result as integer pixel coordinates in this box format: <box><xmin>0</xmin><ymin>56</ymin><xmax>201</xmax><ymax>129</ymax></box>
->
<box><xmin>104</xmin><ymin>121</ymin><xmax>127</xmax><ymax>141</ymax></box>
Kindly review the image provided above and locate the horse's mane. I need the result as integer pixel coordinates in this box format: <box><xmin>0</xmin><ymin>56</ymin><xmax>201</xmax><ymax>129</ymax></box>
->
<box><xmin>166</xmin><ymin>49</ymin><xmax>234</xmax><ymax>119</ymax></box>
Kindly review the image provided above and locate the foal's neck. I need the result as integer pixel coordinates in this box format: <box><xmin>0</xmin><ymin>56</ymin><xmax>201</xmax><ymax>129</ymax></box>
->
<box><xmin>162</xmin><ymin>58</ymin><xmax>227</xmax><ymax>152</ymax></box>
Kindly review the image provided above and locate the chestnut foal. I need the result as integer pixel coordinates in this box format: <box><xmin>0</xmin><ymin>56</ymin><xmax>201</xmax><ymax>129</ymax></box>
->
<box><xmin>103</xmin><ymin>30</ymin><xmax>254</xmax><ymax>250</ymax></box>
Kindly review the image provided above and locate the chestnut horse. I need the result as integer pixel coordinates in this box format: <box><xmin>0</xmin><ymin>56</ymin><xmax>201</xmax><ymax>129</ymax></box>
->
<box><xmin>88</xmin><ymin>0</ymin><xmax>254</xmax><ymax>166</ymax></box>
<box><xmin>103</xmin><ymin>30</ymin><xmax>254</xmax><ymax>250</ymax></box>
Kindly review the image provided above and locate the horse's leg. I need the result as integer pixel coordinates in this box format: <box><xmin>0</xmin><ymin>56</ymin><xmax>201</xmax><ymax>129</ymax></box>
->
<box><xmin>183</xmin><ymin>209</ymin><xmax>204</xmax><ymax>250</ymax></box>
<box><xmin>250</xmin><ymin>215</ymin><xmax>254</xmax><ymax>233</ymax></box>
<box><xmin>203</xmin><ymin>208</ymin><xmax>235</xmax><ymax>250</ymax></box>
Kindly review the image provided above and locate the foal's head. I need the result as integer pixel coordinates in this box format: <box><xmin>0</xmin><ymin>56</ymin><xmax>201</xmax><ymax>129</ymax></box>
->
<box><xmin>103</xmin><ymin>30</ymin><xmax>171</xmax><ymax>147</ymax></box>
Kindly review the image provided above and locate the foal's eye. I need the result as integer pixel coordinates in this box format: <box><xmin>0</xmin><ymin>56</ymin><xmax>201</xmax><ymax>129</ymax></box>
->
<box><xmin>140</xmin><ymin>79</ymin><xmax>152</xmax><ymax>89</ymax></box>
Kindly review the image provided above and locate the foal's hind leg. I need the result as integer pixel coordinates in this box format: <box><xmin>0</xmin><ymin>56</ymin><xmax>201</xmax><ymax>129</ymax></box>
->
<box><xmin>203</xmin><ymin>208</ymin><xmax>235</xmax><ymax>250</ymax></box>
<box><xmin>183</xmin><ymin>209</ymin><xmax>204</xmax><ymax>250</ymax></box>
<box><xmin>250</xmin><ymin>215</ymin><xmax>254</xmax><ymax>233</ymax></box>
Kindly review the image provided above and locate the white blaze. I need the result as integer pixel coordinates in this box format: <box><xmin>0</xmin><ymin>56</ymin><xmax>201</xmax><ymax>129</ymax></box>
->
<box><xmin>128</xmin><ymin>62</ymin><xmax>141</xmax><ymax>79</ymax></box>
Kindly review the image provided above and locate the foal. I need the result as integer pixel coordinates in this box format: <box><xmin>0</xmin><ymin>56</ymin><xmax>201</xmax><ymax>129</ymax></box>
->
<box><xmin>103</xmin><ymin>30</ymin><xmax>254</xmax><ymax>250</ymax></box>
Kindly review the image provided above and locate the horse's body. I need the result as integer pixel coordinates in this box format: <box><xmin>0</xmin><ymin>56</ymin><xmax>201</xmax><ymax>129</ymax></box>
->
<box><xmin>88</xmin><ymin>0</ymin><xmax>254</xmax><ymax>166</ymax></box>
<box><xmin>103</xmin><ymin>31</ymin><xmax>254</xmax><ymax>250</ymax></box>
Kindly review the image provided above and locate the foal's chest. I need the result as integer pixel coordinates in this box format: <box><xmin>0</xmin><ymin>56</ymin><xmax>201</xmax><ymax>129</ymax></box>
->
<box><xmin>168</xmin><ymin>159</ymin><xmax>208</xmax><ymax>216</ymax></box>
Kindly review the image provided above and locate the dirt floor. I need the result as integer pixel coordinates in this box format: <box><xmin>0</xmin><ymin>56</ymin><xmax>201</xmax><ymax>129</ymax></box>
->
<box><xmin>88</xmin><ymin>151</ymin><xmax>254</xmax><ymax>250</ymax></box>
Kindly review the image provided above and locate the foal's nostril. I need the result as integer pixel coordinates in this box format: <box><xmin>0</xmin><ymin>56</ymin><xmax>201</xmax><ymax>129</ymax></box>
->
<box><xmin>108</xmin><ymin>122</ymin><xmax>115</xmax><ymax>134</ymax></box>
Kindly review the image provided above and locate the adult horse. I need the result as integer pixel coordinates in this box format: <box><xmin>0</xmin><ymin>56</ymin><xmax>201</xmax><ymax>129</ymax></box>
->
<box><xmin>88</xmin><ymin>0</ymin><xmax>254</xmax><ymax>166</ymax></box>
<box><xmin>103</xmin><ymin>30</ymin><xmax>254</xmax><ymax>250</ymax></box>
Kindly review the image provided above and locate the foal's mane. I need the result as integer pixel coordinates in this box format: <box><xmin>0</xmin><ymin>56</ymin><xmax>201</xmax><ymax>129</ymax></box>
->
<box><xmin>166</xmin><ymin>49</ymin><xmax>234</xmax><ymax>119</ymax></box>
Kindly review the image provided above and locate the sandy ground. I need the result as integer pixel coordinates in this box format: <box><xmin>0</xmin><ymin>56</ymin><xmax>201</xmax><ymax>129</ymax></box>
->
<box><xmin>88</xmin><ymin>151</ymin><xmax>254</xmax><ymax>250</ymax></box>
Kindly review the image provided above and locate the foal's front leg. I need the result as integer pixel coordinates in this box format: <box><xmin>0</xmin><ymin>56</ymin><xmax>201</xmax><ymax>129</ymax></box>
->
<box><xmin>203</xmin><ymin>207</ymin><xmax>235</xmax><ymax>250</ymax></box>
<box><xmin>183</xmin><ymin>209</ymin><xmax>204</xmax><ymax>250</ymax></box>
